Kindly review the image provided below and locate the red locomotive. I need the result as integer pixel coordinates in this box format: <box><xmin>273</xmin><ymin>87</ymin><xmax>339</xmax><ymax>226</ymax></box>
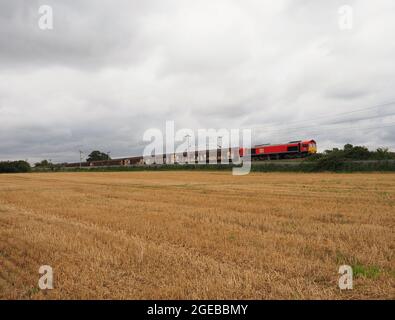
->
<box><xmin>240</xmin><ymin>139</ymin><xmax>317</xmax><ymax>159</ymax></box>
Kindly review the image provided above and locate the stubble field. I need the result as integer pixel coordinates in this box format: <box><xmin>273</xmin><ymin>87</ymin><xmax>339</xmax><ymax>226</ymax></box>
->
<box><xmin>0</xmin><ymin>171</ymin><xmax>394</xmax><ymax>299</ymax></box>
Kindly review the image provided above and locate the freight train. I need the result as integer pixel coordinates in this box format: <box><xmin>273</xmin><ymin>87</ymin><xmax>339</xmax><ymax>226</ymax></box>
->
<box><xmin>65</xmin><ymin>139</ymin><xmax>317</xmax><ymax>168</ymax></box>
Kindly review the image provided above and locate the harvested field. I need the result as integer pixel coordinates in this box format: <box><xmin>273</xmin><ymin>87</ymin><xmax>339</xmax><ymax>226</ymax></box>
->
<box><xmin>0</xmin><ymin>171</ymin><xmax>394</xmax><ymax>299</ymax></box>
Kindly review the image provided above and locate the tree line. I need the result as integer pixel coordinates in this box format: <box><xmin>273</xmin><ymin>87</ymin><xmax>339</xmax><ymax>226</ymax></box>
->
<box><xmin>0</xmin><ymin>150</ymin><xmax>111</xmax><ymax>173</ymax></box>
<box><xmin>1</xmin><ymin>146</ymin><xmax>394</xmax><ymax>173</ymax></box>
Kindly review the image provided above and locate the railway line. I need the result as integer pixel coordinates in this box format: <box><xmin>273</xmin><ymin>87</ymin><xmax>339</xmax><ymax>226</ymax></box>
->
<box><xmin>65</xmin><ymin>140</ymin><xmax>317</xmax><ymax>168</ymax></box>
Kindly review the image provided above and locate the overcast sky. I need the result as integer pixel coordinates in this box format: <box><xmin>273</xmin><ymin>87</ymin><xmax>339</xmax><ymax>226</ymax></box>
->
<box><xmin>1</xmin><ymin>0</ymin><xmax>394</xmax><ymax>163</ymax></box>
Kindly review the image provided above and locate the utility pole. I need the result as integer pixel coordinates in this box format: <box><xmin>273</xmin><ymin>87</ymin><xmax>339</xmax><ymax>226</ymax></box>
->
<box><xmin>79</xmin><ymin>150</ymin><xmax>83</xmax><ymax>169</ymax></box>
<box><xmin>218</xmin><ymin>136</ymin><xmax>223</xmax><ymax>149</ymax></box>
<box><xmin>185</xmin><ymin>134</ymin><xmax>191</xmax><ymax>164</ymax></box>
<box><xmin>206</xmin><ymin>140</ymin><xmax>210</xmax><ymax>164</ymax></box>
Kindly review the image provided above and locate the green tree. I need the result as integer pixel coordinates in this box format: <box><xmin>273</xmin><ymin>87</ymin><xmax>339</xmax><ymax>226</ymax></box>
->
<box><xmin>375</xmin><ymin>147</ymin><xmax>393</xmax><ymax>160</ymax></box>
<box><xmin>344</xmin><ymin>143</ymin><xmax>353</xmax><ymax>151</ymax></box>
<box><xmin>308</xmin><ymin>143</ymin><xmax>394</xmax><ymax>166</ymax></box>
<box><xmin>34</xmin><ymin>159</ymin><xmax>51</xmax><ymax>167</ymax></box>
<box><xmin>86</xmin><ymin>151</ymin><xmax>111</xmax><ymax>162</ymax></box>
<box><xmin>344</xmin><ymin>145</ymin><xmax>370</xmax><ymax>159</ymax></box>
<box><xmin>0</xmin><ymin>160</ymin><xmax>31</xmax><ymax>173</ymax></box>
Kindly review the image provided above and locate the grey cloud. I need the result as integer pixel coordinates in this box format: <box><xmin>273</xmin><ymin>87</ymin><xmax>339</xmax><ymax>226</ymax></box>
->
<box><xmin>0</xmin><ymin>0</ymin><xmax>156</xmax><ymax>71</ymax></box>
<box><xmin>0</xmin><ymin>0</ymin><xmax>395</xmax><ymax>163</ymax></box>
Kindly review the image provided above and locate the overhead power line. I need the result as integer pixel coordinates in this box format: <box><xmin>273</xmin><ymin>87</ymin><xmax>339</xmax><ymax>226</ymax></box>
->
<box><xmin>252</xmin><ymin>111</ymin><xmax>395</xmax><ymax>135</ymax></box>
<box><xmin>254</xmin><ymin>123</ymin><xmax>395</xmax><ymax>144</ymax></box>
<box><xmin>243</xmin><ymin>100</ymin><xmax>395</xmax><ymax>132</ymax></box>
